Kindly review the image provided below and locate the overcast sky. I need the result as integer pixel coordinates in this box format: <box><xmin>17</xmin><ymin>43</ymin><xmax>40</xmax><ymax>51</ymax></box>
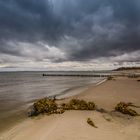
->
<box><xmin>0</xmin><ymin>0</ymin><xmax>140</xmax><ymax>71</ymax></box>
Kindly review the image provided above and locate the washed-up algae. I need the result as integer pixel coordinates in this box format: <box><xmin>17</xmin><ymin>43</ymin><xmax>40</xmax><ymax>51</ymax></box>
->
<box><xmin>29</xmin><ymin>98</ymin><xmax>96</xmax><ymax>116</ymax></box>
<box><xmin>87</xmin><ymin>118</ymin><xmax>98</xmax><ymax>128</ymax></box>
<box><xmin>115</xmin><ymin>102</ymin><xmax>139</xmax><ymax>116</ymax></box>
<box><xmin>61</xmin><ymin>99</ymin><xmax>95</xmax><ymax>110</ymax></box>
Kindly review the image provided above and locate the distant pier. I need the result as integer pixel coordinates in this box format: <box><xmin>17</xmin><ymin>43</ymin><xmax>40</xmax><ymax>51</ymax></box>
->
<box><xmin>42</xmin><ymin>73</ymin><xmax>113</xmax><ymax>77</ymax></box>
<box><xmin>42</xmin><ymin>72</ymin><xmax>140</xmax><ymax>77</ymax></box>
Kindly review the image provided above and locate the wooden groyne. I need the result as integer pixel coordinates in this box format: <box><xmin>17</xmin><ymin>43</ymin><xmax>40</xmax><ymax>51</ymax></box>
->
<box><xmin>42</xmin><ymin>72</ymin><xmax>140</xmax><ymax>77</ymax></box>
<box><xmin>42</xmin><ymin>73</ymin><xmax>113</xmax><ymax>77</ymax></box>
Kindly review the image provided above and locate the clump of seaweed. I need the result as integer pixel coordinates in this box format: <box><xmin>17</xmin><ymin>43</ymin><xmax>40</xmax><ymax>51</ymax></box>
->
<box><xmin>87</xmin><ymin>118</ymin><xmax>98</xmax><ymax>128</ymax></box>
<box><xmin>29</xmin><ymin>98</ymin><xmax>95</xmax><ymax>117</ymax></box>
<box><xmin>61</xmin><ymin>99</ymin><xmax>95</xmax><ymax>110</ymax></box>
<box><xmin>115</xmin><ymin>102</ymin><xmax>139</xmax><ymax>116</ymax></box>
<box><xmin>61</xmin><ymin>103</ymin><xmax>70</xmax><ymax>110</ymax></box>
<box><xmin>30</xmin><ymin>98</ymin><xmax>58</xmax><ymax>116</ymax></box>
<box><xmin>55</xmin><ymin>108</ymin><xmax>65</xmax><ymax>114</ymax></box>
<box><xmin>107</xmin><ymin>76</ymin><xmax>114</xmax><ymax>80</ymax></box>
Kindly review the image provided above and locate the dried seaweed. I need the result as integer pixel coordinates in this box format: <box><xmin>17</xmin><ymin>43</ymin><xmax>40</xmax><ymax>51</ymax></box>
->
<box><xmin>87</xmin><ymin>118</ymin><xmax>98</xmax><ymax>128</ymax></box>
<box><xmin>115</xmin><ymin>102</ymin><xmax>139</xmax><ymax>116</ymax></box>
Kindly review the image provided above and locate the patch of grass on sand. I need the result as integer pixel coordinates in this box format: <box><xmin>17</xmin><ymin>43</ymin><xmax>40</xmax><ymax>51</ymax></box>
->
<box><xmin>115</xmin><ymin>102</ymin><xmax>139</xmax><ymax>116</ymax></box>
<box><xmin>87</xmin><ymin>118</ymin><xmax>98</xmax><ymax>128</ymax></box>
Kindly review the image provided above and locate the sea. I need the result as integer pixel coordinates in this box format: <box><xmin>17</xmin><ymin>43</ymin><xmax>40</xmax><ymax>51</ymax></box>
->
<box><xmin>0</xmin><ymin>71</ymin><xmax>108</xmax><ymax>133</ymax></box>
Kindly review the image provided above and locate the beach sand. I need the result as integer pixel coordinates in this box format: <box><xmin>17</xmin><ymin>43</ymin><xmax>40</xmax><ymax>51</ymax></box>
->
<box><xmin>1</xmin><ymin>76</ymin><xmax>140</xmax><ymax>140</ymax></box>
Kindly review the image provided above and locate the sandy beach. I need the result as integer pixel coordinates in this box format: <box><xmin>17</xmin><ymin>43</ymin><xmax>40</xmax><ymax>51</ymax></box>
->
<box><xmin>1</xmin><ymin>76</ymin><xmax>140</xmax><ymax>140</ymax></box>
<box><xmin>1</xmin><ymin>0</ymin><xmax>140</xmax><ymax>139</ymax></box>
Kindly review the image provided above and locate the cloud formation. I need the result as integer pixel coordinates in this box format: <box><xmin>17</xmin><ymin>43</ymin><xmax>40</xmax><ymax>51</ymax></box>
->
<box><xmin>0</xmin><ymin>0</ymin><xmax>140</xmax><ymax>70</ymax></box>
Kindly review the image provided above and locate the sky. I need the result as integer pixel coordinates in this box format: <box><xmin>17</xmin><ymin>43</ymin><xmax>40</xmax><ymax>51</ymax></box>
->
<box><xmin>0</xmin><ymin>0</ymin><xmax>140</xmax><ymax>71</ymax></box>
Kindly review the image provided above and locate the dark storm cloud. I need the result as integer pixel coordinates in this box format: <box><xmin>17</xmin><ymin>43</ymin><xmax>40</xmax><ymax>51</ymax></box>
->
<box><xmin>56</xmin><ymin>0</ymin><xmax>140</xmax><ymax>61</ymax></box>
<box><xmin>0</xmin><ymin>0</ymin><xmax>62</xmax><ymax>43</ymax></box>
<box><xmin>0</xmin><ymin>0</ymin><xmax>140</xmax><ymax>63</ymax></box>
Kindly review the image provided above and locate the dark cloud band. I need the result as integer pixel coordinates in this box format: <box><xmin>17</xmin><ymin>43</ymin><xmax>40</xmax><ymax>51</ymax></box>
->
<box><xmin>0</xmin><ymin>0</ymin><xmax>140</xmax><ymax>69</ymax></box>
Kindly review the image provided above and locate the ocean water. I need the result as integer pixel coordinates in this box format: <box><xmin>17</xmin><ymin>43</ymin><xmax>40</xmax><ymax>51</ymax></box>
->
<box><xmin>0</xmin><ymin>71</ymin><xmax>105</xmax><ymax>133</ymax></box>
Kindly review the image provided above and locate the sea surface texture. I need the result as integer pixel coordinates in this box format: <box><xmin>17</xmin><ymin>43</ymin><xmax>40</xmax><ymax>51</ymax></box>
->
<box><xmin>0</xmin><ymin>71</ymin><xmax>106</xmax><ymax>133</ymax></box>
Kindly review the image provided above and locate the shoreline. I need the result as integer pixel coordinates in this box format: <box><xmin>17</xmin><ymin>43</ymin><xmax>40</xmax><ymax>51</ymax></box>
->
<box><xmin>56</xmin><ymin>77</ymin><xmax>107</xmax><ymax>99</ymax></box>
<box><xmin>1</xmin><ymin>76</ymin><xmax>140</xmax><ymax>140</ymax></box>
<box><xmin>0</xmin><ymin>77</ymin><xmax>106</xmax><ymax>135</ymax></box>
